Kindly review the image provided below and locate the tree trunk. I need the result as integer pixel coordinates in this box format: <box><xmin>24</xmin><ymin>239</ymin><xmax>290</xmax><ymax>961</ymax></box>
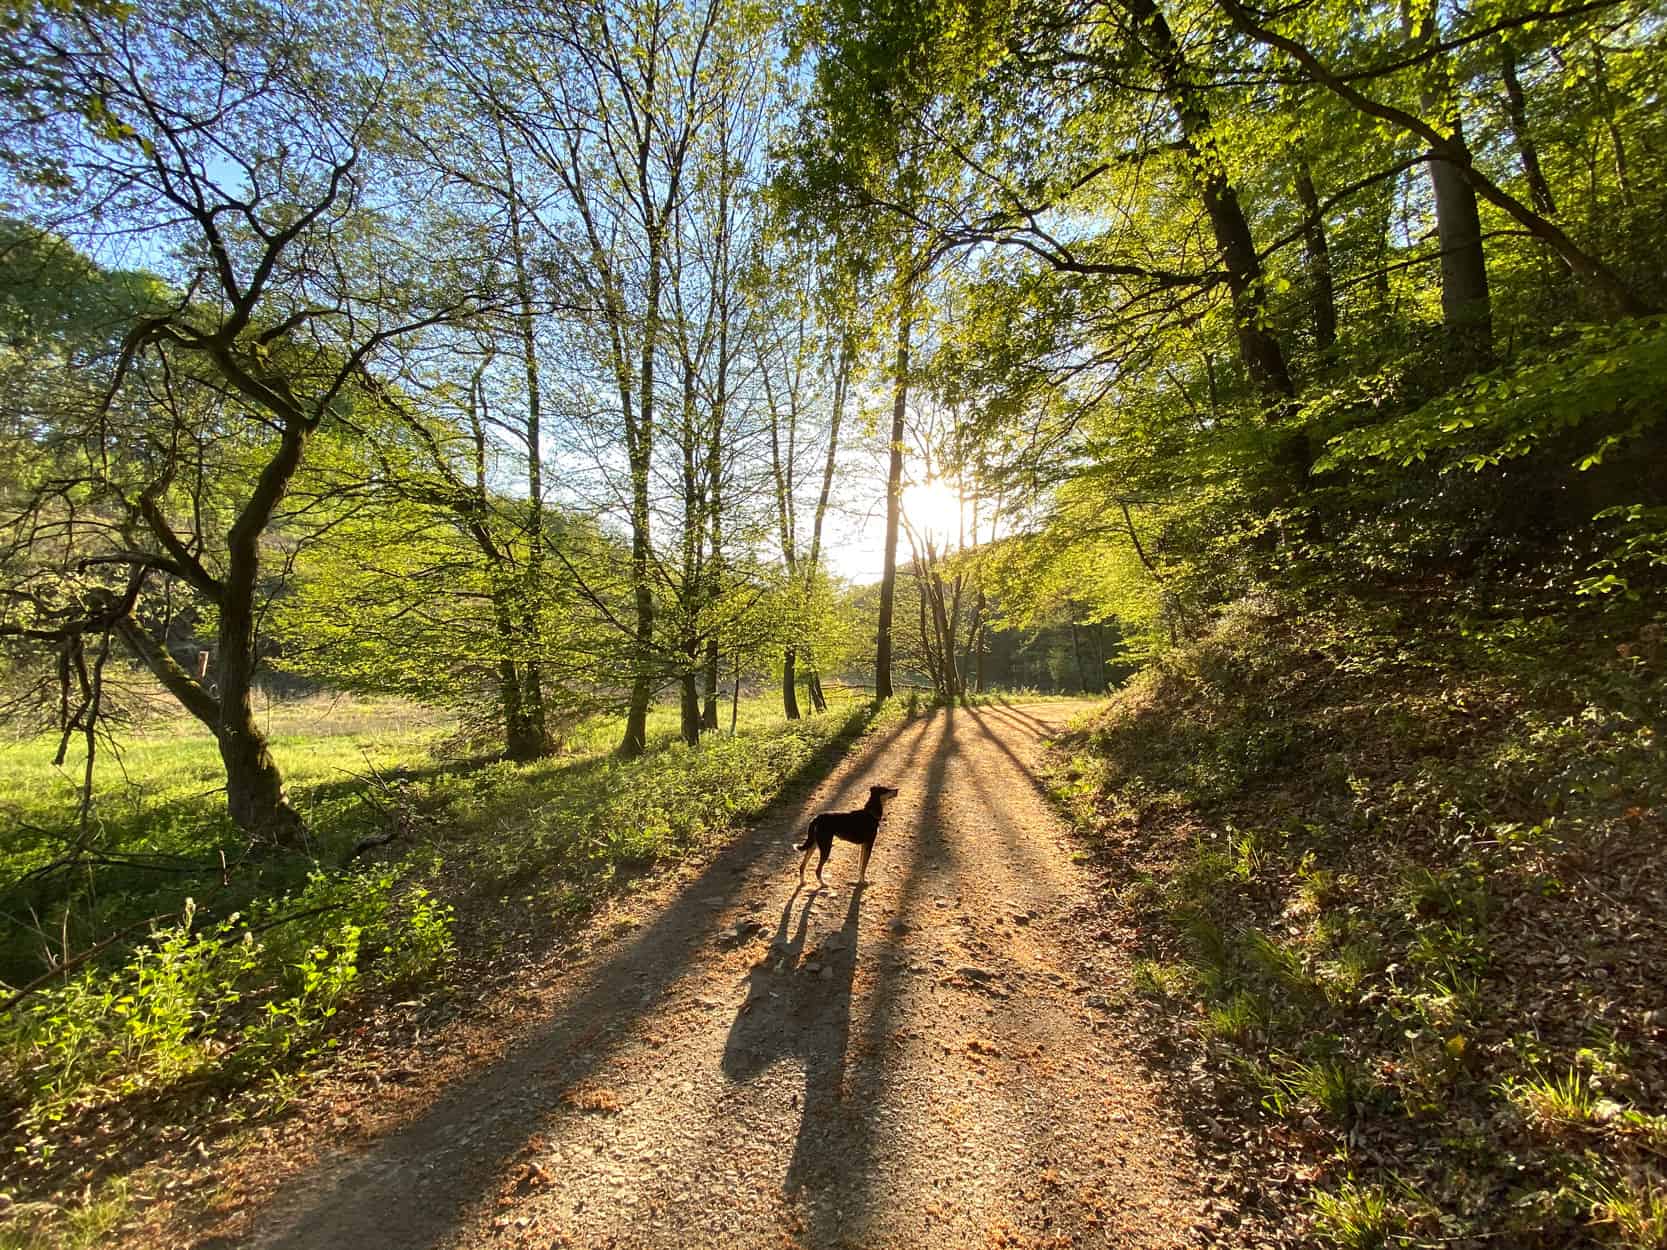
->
<box><xmin>677</xmin><ymin>346</ymin><xmax>704</xmax><ymax>746</ymax></box>
<box><xmin>1402</xmin><ymin>0</ymin><xmax>1492</xmax><ymax>361</ymax></box>
<box><xmin>730</xmin><ymin>646</ymin><xmax>742</xmax><ymax>735</ymax></box>
<box><xmin>1123</xmin><ymin>0</ymin><xmax>1295</xmax><ymax>412</ymax></box>
<box><xmin>160</xmin><ymin>421</ymin><xmax>311</xmax><ymax>846</ymax></box>
<box><xmin>620</xmin><ymin>591</ymin><xmax>654</xmax><ymax>756</ymax></box>
<box><xmin>924</xmin><ymin>553</ymin><xmax>961</xmax><ymax>699</ymax></box>
<box><xmin>679</xmin><ymin>663</ymin><xmax>701</xmax><ymax>747</ymax></box>
<box><xmin>502</xmin><ymin>663</ymin><xmax>545</xmax><ymax>761</ymax></box>
<box><xmin>764</xmin><ymin>365</ymin><xmax>803</xmax><ymax>723</ymax></box>
<box><xmin>782</xmin><ymin>646</ymin><xmax>801</xmax><ymax>719</ymax></box>
<box><xmin>218</xmin><ymin>566</ymin><xmax>307</xmax><ymax>842</ymax></box>
<box><xmin>1294</xmin><ymin>162</ymin><xmax>1338</xmax><ymax>353</ymax></box>
<box><xmin>702</xmin><ymin>455</ymin><xmax>723</xmax><ymax>732</ymax></box>
<box><xmin>506</xmin><ymin>181</ymin><xmax>550</xmax><ymax>755</ymax></box>
<box><xmin>915</xmin><ymin>570</ymin><xmax>941</xmax><ymax>694</ymax></box>
<box><xmin>1590</xmin><ymin>45</ymin><xmax>1634</xmax><ymax>209</ymax></box>
<box><xmin>218</xmin><ymin>710</ymin><xmax>304</xmax><ymax>843</ymax></box>
<box><xmin>620</xmin><ymin>266</ymin><xmax>662</xmax><ymax>758</ymax></box>
<box><xmin>703</xmin><ymin>638</ymin><xmax>721</xmax><ymax>730</ymax></box>
<box><xmin>1370</xmin><ymin>179</ymin><xmax>1395</xmax><ymax>316</ymax></box>
<box><xmin>118</xmin><ymin>603</ymin><xmax>303</xmax><ymax>845</ymax></box>
<box><xmin>1500</xmin><ymin>42</ymin><xmax>1556</xmax><ymax>218</ymax></box>
<box><xmin>1427</xmin><ymin>142</ymin><xmax>1493</xmax><ymax>360</ymax></box>
<box><xmin>875</xmin><ymin>302</ymin><xmax>911</xmax><ymax>701</ymax></box>
<box><xmin>498</xmin><ymin>630</ymin><xmax>545</xmax><ymax>762</ymax></box>
<box><xmin>800</xmin><ymin>337</ymin><xmax>849</xmax><ymax>722</ymax></box>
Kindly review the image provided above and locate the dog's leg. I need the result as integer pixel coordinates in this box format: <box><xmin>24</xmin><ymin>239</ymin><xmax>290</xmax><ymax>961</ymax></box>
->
<box><xmin>856</xmin><ymin>842</ymin><xmax>871</xmax><ymax>886</ymax></box>
<box><xmin>798</xmin><ymin>844</ymin><xmax>813</xmax><ymax>881</ymax></box>
<box><xmin>815</xmin><ymin>839</ymin><xmax>831</xmax><ymax>886</ymax></box>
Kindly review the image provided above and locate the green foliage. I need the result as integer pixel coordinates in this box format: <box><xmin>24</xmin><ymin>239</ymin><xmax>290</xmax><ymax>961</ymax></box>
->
<box><xmin>0</xmin><ymin>862</ymin><xmax>454</xmax><ymax>1126</ymax></box>
<box><xmin>1582</xmin><ymin>506</ymin><xmax>1667</xmax><ymax>599</ymax></box>
<box><xmin>0</xmin><ymin>689</ymin><xmax>881</xmax><ymax>1177</ymax></box>
<box><xmin>422</xmin><ymin>694</ymin><xmax>894</xmax><ymax>899</ymax></box>
<box><xmin>1311</xmin><ymin>1181</ymin><xmax>1402</xmax><ymax>1250</ymax></box>
<box><xmin>1317</xmin><ymin>318</ymin><xmax>1667</xmax><ymax>475</ymax></box>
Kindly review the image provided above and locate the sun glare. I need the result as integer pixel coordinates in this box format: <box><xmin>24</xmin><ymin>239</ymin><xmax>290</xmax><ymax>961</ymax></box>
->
<box><xmin>902</xmin><ymin>479</ymin><xmax>965</xmax><ymax>543</ymax></box>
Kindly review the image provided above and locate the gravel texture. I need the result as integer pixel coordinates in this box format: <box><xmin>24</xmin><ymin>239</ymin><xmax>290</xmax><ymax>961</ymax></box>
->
<box><xmin>202</xmin><ymin>702</ymin><xmax>1235</xmax><ymax>1249</ymax></box>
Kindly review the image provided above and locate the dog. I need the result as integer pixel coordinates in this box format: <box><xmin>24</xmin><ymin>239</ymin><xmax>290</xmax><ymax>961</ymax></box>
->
<box><xmin>797</xmin><ymin>785</ymin><xmax>900</xmax><ymax>887</ymax></box>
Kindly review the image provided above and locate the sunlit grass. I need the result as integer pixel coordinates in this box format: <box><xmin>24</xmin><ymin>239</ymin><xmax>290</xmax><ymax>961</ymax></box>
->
<box><xmin>1507</xmin><ymin>1067</ymin><xmax>1602</xmax><ymax>1137</ymax></box>
<box><xmin>0</xmin><ymin>1177</ymin><xmax>132</xmax><ymax>1250</ymax></box>
<box><xmin>1588</xmin><ymin>1174</ymin><xmax>1667</xmax><ymax>1249</ymax></box>
<box><xmin>0</xmin><ymin>695</ymin><xmax>449</xmax><ymax>878</ymax></box>
<box><xmin>1</xmin><ymin>682</ymin><xmax>901</xmax><ymax>1193</ymax></box>
<box><xmin>1311</xmin><ymin>1181</ymin><xmax>1400</xmax><ymax>1249</ymax></box>
<box><xmin>0</xmin><ymin>685</ymin><xmax>879</xmax><ymax>981</ymax></box>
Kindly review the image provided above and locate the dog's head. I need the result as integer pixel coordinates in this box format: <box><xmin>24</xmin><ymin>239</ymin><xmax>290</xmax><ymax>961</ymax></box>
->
<box><xmin>868</xmin><ymin>784</ymin><xmax>900</xmax><ymax>805</ymax></box>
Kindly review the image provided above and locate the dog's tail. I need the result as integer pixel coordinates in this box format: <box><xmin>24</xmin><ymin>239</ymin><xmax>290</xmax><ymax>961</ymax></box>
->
<box><xmin>795</xmin><ymin>818</ymin><xmax>819</xmax><ymax>851</ymax></box>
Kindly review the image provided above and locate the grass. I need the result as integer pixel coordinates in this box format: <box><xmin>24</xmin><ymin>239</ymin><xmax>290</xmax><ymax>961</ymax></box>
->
<box><xmin>1509</xmin><ymin>1067</ymin><xmax>1606</xmax><ymax>1137</ymax></box>
<box><xmin>1310</xmin><ymin>1181</ymin><xmax>1401</xmax><ymax>1250</ymax></box>
<box><xmin>1051</xmin><ymin>592</ymin><xmax>1667</xmax><ymax>1247</ymax></box>
<box><xmin>1590</xmin><ymin>1176</ymin><xmax>1667</xmax><ymax>1249</ymax></box>
<box><xmin>0</xmin><ymin>1179</ymin><xmax>133</xmax><ymax>1250</ymax></box>
<box><xmin>0</xmin><ymin>680</ymin><xmax>901</xmax><ymax>1245</ymax></box>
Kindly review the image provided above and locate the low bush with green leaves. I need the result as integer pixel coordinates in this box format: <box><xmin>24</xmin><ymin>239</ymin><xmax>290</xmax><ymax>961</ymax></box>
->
<box><xmin>1</xmin><ymin>861</ymin><xmax>454</xmax><ymax>1131</ymax></box>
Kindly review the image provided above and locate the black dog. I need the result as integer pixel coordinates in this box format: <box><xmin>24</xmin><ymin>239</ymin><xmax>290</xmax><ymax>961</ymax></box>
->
<box><xmin>796</xmin><ymin>785</ymin><xmax>900</xmax><ymax>887</ymax></box>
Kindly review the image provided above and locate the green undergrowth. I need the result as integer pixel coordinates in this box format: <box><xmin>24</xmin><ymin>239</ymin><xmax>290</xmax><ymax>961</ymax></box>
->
<box><xmin>0</xmin><ymin>689</ymin><xmax>895</xmax><ymax>1242</ymax></box>
<box><xmin>419</xmin><ymin>692</ymin><xmax>896</xmax><ymax>922</ymax></box>
<box><xmin>1055</xmin><ymin>593</ymin><xmax>1667</xmax><ymax>1248</ymax></box>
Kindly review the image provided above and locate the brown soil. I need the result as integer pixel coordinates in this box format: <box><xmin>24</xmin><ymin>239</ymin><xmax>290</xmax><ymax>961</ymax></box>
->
<box><xmin>180</xmin><ymin>702</ymin><xmax>1236</xmax><ymax>1249</ymax></box>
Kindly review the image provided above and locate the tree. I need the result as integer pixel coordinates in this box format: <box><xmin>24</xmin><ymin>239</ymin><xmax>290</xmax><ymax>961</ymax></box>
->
<box><xmin>454</xmin><ymin>0</ymin><xmax>744</xmax><ymax>756</ymax></box>
<box><xmin>0</xmin><ymin>0</ymin><xmax>493</xmax><ymax>842</ymax></box>
<box><xmin>1215</xmin><ymin>0</ymin><xmax>1656</xmax><ymax>317</ymax></box>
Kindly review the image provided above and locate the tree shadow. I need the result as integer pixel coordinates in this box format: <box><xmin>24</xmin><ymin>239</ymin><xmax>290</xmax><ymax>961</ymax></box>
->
<box><xmin>719</xmin><ymin>705</ymin><xmax>941</xmax><ymax>1096</ymax></box>
<box><xmin>776</xmin><ymin>705</ymin><xmax>962</xmax><ymax>1242</ymax></box>
<box><xmin>212</xmin><ymin>704</ymin><xmax>916</xmax><ymax>1250</ymax></box>
<box><xmin>963</xmin><ymin>704</ymin><xmax>1059</xmax><ymax>797</ymax></box>
<box><xmin>979</xmin><ymin>699</ymin><xmax>1068</xmax><ymax>738</ymax></box>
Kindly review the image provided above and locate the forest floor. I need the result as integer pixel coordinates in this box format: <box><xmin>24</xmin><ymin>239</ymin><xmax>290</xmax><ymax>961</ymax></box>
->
<box><xmin>145</xmin><ymin>699</ymin><xmax>1246</xmax><ymax>1250</ymax></box>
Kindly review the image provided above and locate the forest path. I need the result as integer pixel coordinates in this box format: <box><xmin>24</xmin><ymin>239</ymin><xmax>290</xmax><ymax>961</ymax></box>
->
<box><xmin>223</xmin><ymin>701</ymin><xmax>1220</xmax><ymax>1249</ymax></box>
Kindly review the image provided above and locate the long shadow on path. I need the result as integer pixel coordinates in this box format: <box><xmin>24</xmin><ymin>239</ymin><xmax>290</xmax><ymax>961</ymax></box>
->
<box><xmin>773</xmin><ymin>706</ymin><xmax>964</xmax><ymax>1243</ymax></box>
<box><xmin>230</xmin><ymin>707</ymin><xmax>914</xmax><ymax>1250</ymax></box>
<box><xmin>718</xmin><ymin>708</ymin><xmax>951</xmax><ymax>1213</ymax></box>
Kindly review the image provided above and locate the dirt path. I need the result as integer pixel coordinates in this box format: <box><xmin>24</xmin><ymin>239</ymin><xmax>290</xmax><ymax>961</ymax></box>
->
<box><xmin>219</xmin><ymin>702</ymin><xmax>1222</xmax><ymax>1249</ymax></box>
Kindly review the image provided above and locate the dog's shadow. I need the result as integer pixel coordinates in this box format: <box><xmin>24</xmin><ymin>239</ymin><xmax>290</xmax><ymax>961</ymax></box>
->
<box><xmin>721</xmin><ymin>883</ymin><xmax>865</xmax><ymax>1191</ymax></box>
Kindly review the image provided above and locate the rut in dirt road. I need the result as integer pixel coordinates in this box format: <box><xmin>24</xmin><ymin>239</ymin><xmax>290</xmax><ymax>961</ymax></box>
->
<box><xmin>237</xmin><ymin>701</ymin><xmax>1220</xmax><ymax>1250</ymax></box>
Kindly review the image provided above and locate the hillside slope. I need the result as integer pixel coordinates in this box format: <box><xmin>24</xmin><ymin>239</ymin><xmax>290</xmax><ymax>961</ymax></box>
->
<box><xmin>1054</xmin><ymin>594</ymin><xmax>1667</xmax><ymax>1247</ymax></box>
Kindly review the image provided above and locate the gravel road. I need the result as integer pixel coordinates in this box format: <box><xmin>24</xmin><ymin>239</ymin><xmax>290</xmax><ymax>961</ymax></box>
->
<box><xmin>227</xmin><ymin>701</ymin><xmax>1221</xmax><ymax>1249</ymax></box>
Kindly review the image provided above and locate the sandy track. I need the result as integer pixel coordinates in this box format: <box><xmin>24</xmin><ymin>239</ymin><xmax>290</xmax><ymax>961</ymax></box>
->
<box><xmin>223</xmin><ymin>702</ymin><xmax>1219</xmax><ymax>1249</ymax></box>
